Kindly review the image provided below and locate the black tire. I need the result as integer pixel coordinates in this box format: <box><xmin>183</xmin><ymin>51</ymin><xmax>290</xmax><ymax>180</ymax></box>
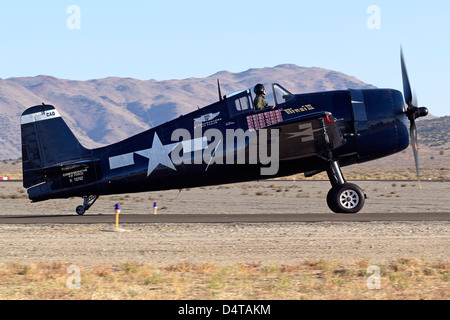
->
<box><xmin>327</xmin><ymin>183</ymin><xmax>365</xmax><ymax>214</ymax></box>
<box><xmin>76</xmin><ymin>206</ymin><xmax>85</xmax><ymax>216</ymax></box>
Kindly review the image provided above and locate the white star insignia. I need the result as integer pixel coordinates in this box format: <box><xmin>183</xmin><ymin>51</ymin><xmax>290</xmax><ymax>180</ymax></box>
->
<box><xmin>135</xmin><ymin>133</ymin><xmax>179</xmax><ymax>176</ymax></box>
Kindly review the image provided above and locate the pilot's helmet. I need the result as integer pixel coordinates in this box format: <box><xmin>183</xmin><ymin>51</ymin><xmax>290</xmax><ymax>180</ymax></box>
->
<box><xmin>254</xmin><ymin>84</ymin><xmax>265</xmax><ymax>95</ymax></box>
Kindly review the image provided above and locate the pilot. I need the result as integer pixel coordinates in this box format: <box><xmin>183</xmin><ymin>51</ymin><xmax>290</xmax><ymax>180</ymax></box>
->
<box><xmin>253</xmin><ymin>84</ymin><xmax>274</xmax><ymax>111</ymax></box>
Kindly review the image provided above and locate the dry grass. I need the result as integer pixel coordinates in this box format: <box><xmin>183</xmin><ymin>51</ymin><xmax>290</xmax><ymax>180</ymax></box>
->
<box><xmin>0</xmin><ymin>259</ymin><xmax>448</xmax><ymax>300</ymax></box>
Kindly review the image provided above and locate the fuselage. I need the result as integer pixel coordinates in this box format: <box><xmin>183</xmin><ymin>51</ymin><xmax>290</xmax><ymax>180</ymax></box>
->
<box><xmin>24</xmin><ymin>85</ymin><xmax>410</xmax><ymax>201</ymax></box>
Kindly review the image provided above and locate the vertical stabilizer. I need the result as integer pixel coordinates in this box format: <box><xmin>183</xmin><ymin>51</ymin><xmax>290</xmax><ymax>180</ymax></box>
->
<box><xmin>21</xmin><ymin>104</ymin><xmax>92</xmax><ymax>188</ymax></box>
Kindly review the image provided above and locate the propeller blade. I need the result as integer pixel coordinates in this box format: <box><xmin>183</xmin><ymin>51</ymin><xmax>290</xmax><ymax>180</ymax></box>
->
<box><xmin>412</xmin><ymin>91</ymin><xmax>418</xmax><ymax>111</ymax></box>
<box><xmin>409</xmin><ymin>119</ymin><xmax>422</xmax><ymax>189</ymax></box>
<box><xmin>401</xmin><ymin>49</ymin><xmax>413</xmax><ymax>108</ymax></box>
<box><xmin>401</xmin><ymin>49</ymin><xmax>426</xmax><ymax>188</ymax></box>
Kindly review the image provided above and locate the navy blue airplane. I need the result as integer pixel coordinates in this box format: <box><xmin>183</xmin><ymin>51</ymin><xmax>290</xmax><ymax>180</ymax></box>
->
<box><xmin>20</xmin><ymin>51</ymin><xmax>428</xmax><ymax>215</ymax></box>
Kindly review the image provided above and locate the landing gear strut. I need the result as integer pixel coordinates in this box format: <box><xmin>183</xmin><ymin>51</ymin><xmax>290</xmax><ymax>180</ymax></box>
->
<box><xmin>76</xmin><ymin>195</ymin><xmax>99</xmax><ymax>215</ymax></box>
<box><xmin>326</xmin><ymin>160</ymin><xmax>366</xmax><ymax>214</ymax></box>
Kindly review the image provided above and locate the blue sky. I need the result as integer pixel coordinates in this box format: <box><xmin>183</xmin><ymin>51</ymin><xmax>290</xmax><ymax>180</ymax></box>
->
<box><xmin>0</xmin><ymin>0</ymin><xmax>449</xmax><ymax>116</ymax></box>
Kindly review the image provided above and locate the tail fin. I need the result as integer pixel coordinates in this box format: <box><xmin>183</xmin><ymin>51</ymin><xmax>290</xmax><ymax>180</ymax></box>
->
<box><xmin>21</xmin><ymin>104</ymin><xmax>91</xmax><ymax>189</ymax></box>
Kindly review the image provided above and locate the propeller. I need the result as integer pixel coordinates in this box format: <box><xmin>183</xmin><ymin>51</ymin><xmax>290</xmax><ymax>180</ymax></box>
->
<box><xmin>400</xmin><ymin>49</ymin><xmax>429</xmax><ymax>188</ymax></box>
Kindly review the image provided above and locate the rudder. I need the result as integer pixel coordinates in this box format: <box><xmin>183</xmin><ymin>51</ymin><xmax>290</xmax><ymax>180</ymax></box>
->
<box><xmin>21</xmin><ymin>104</ymin><xmax>92</xmax><ymax>188</ymax></box>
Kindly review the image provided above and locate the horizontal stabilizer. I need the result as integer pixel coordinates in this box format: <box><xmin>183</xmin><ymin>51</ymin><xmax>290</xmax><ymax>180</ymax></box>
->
<box><xmin>25</xmin><ymin>158</ymin><xmax>100</xmax><ymax>173</ymax></box>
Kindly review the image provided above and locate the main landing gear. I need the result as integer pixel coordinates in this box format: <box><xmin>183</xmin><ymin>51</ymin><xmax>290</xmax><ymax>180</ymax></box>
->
<box><xmin>326</xmin><ymin>160</ymin><xmax>366</xmax><ymax>214</ymax></box>
<box><xmin>76</xmin><ymin>195</ymin><xmax>99</xmax><ymax>215</ymax></box>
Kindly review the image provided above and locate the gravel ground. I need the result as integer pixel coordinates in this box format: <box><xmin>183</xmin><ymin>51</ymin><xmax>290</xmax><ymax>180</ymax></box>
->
<box><xmin>0</xmin><ymin>180</ymin><xmax>449</xmax><ymax>267</ymax></box>
<box><xmin>2</xmin><ymin>180</ymin><xmax>450</xmax><ymax>215</ymax></box>
<box><xmin>0</xmin><ymin>221</ymin><xmax>448</xmax><ymax>267</ymax></box>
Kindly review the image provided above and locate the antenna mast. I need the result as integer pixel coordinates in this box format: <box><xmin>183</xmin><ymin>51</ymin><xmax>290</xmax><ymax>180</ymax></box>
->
<box><xmin>217</xmin><ymin>79</ymin><xmax>223</xmax><ymax>101</ymax></box>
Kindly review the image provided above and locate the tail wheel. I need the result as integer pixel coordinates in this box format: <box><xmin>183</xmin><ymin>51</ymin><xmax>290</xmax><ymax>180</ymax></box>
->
<box><xmin>327</xmin><ymin>183</ymin><xmax>366</xmax><ymax>214</ymax></box>
<box><xmin>75</xmin><ymin>195</ymin><xmax>99</xmax><ymax>216</ymax></box>
<box><xmin>76</xmin><ymin>206</ymin><xmax>86</xmax><ymax>216</ymax></box>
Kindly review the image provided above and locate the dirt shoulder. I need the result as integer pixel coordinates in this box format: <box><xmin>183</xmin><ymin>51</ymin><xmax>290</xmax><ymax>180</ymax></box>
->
<box><xmin>0</xmin><ymin>221</ymin><xmax>448</xmax><ymax>268</ymax></box>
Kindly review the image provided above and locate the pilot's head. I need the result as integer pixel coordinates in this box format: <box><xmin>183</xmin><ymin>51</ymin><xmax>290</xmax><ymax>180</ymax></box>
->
<box><xmin>254</xmin><ymin>84</ymin><xmax>265</xmax><ymax>95</ymax></box>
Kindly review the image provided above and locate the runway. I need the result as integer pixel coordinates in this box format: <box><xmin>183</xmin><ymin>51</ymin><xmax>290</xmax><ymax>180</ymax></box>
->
<box><xmin>0</xmin><ymin>212</ymin><xmax>449</xmax><ymax>224</ymax></box>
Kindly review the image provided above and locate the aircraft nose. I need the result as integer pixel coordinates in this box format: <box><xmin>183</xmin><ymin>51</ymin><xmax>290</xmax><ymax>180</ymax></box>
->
<box><xmin>392</xmin><ymin>89</ymin><xmax>410</xmax><ymax>152</ymax></box>
<box><xmin>353</xmin><ymin>89</ymin><xmax>410</xmax><ymax>160</ymax></box>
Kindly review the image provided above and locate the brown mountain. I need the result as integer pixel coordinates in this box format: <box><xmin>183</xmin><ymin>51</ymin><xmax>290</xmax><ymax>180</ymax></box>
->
<box><xmin>1</xmin><ymin>64</ymin><xmax>379</xmax><ymax>160</ymax></box>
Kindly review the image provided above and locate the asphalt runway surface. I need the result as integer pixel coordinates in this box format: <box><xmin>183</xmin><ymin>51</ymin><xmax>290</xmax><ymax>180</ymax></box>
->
<box><xmin>0</xmin><ymin>212</ymin><xmax>449</xmax><ymax>224</ymax></box>
<box><xmin>2</xmin><ymin>180</ymin><xmax>450</xmax><ymax>224</ymax></box>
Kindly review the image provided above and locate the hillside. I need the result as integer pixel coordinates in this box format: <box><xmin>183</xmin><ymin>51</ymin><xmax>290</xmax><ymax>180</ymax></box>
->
<box><xmin>417</xmin><ymin>116</ymin><xmax>450</xmax><ymax>148</ymax></box>
<box><xmin>0</xmin><ymin>64</ymin><xmax>374</xmax><ymax>160</ymax></box>
<box><xmin>1</xmin><ymin>63</ymin><xmax>448</xmax><ymax>180</ymax></box>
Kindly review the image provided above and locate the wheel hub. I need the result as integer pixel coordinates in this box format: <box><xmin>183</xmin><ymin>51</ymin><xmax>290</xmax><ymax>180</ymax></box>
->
<box><xmin>340</xmin><ymin>190</ymin><xmax>359</xmax><ymax>209</ymax></box>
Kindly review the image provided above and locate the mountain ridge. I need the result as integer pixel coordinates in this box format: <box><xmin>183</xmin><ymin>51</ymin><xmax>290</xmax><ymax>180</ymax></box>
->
<box><xmin>0</xmin><ymin>63</ymin><xmax>384</xmax><ymax>160</ymax></box>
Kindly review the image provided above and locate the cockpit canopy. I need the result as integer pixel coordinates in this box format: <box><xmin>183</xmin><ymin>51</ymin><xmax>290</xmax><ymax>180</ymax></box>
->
<box><xmin>225</xmin><ymin>83</ymin><xmax>293</xmax><ymax>118</ymax></box>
